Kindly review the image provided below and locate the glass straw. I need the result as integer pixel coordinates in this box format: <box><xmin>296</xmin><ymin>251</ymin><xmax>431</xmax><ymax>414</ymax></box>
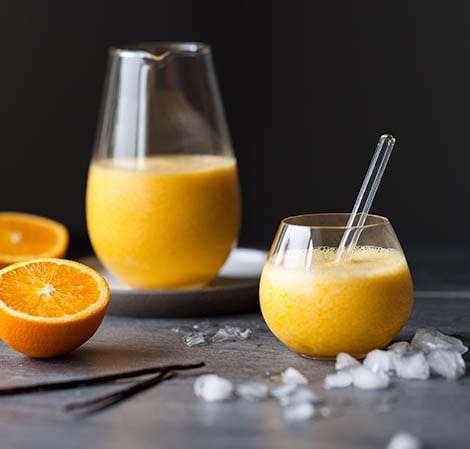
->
<box><xmin>335</xmin><ymin>134</ymin><xmax>396</xmax><ymax>262</ymax></box>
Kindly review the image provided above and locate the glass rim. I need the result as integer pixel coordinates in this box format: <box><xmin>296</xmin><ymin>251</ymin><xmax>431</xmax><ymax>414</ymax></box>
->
<box><xmin>281</xmin><ymin>213</ymin><xmax>391</xmax><ymax>230</ymax></box>
<box><xmin>110</xmin><ymin>42</ymin><xmax>210</xmax><ymax>60</ymax></box>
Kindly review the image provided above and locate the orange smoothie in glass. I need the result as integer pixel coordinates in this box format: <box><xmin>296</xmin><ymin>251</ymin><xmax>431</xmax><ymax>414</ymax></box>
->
<box><xmin>260</xmin><ymin>246</ymin><xmax>413</xmax><ymax>359</ymax></box>
<box><xmin>86</xmin><ymin>154</ymin><xmax>241</xmax><ymax>289</ymax></box>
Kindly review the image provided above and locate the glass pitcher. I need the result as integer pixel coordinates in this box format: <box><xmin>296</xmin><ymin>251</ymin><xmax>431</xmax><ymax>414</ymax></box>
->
<box><xmin>86</xmin><ymin>42</ymin><xmax>241</xmax><ymax>289</ymax></box>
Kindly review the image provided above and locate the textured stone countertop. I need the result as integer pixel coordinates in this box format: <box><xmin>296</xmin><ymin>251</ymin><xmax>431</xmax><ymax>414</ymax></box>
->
<box><xmin>0</xmin><ymin>296</ymin><xmax>468</xmax><ymax>449</ymax></box>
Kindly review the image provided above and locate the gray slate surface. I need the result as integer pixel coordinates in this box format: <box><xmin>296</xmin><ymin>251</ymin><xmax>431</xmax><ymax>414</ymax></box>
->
<box><xmin>0</xmin><ymin>297</ymin><xmax>469</xmax><ymax>449</ymax></box>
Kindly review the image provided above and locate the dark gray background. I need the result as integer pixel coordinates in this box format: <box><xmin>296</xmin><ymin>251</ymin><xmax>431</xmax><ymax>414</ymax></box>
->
<box><xmin>0</xmin><ymin>0</ymin><xmax>468</xmax><ymax>250</ymax></box>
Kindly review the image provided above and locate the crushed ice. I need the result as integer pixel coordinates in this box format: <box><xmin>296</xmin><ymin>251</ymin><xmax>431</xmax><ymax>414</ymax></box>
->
<box><xmin>282</xmin><ymin>401</ymin><xmax>315</xmax><ymax>421</ymax></box>
<box><xmin>236</xmin><ymin>382</ymin><xmax>269</xmax><ymax>400</ymax></box>
<box><xmin>323</xmin><ymin>328</ymin><xmax>466</xmax><ymax>392</ymax></box>
<box><xmin>324</xmin><ymin>371</ymin><xmax>353</xmax><ymax>389</ymax></box>
<box><xmin>271</xmin><ymin>368</ymin><xmax>321</xmax><ymax>421</ymax></box>
<box><xmin>394</xmin><ymin>352</ymin><xmax>430</xmax><ymax>380</ymax></box>
<box><xmin>181</xmin><ymin>324</ymin><xmax>252</xmax><ymax>347</ymax></box>
<box><xmin>183</xmin><ymin>332</ymin><xmax>208</xmax><ymax>347</ymax></box>
<box><xmin>194</xmin><ymin>367</ymin><xmax>321</xmax><ymax>422</ymax></box>
<box><xmin>335</xmin><ymin>352</ymin><xmax>361</xmax><ymax>371</ymax></box>
<box><xmin>212</xmin><ymin>326</ymin><xmax>252</xmax><ymax>343</ymax></box>
<box><xmin>273</xmin><ymin>385</ymin><xmax>319</xmax><ymax>407</ymax></box>
<box><xmin>270</xmin><ymin>383</ymin><xmax>298</xmax><ymax>400</ymax></box>
<box><xmin>281</xmin><ymin>367</ymin><xmax>308</xmax><ymax>385</ymax></box>
<box><xmin>411</xmin><ymin>328</ymin><xmax>468</xmax><ymax>355</ymax></box>
<box><xmin>387</xmin><ymin>341</ymin><xmax>411</xmax><ymax>355</ymax></box>
<box><xmin>363</xmin><ymin>350</ymin><xmax>396</xmax><ymax>375</ymax></box>
<box><xmin>194</xmin><ymin>374</ymin><xmax>234</xmax><ymax>401</ymax></box>
<box><xmin>426</xmin><ymin>349</ymin><xmax>466</xmax><ymax>380</ymax></box>
<box><xmin>192</xmin><ymin>329</ymin><xmax>466</xmax><ymax>424</ymax></box>
<box><xmin>351</xmin><ymin>367</ymin><xmax>390</xmax><ymax>390</ymax></box>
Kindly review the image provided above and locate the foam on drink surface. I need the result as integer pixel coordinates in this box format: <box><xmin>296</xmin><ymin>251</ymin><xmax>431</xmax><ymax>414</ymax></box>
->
<box><xmin>269</xmin><ymin>246</ymin><xmax>408</xmax><ymax>280</ymax></box>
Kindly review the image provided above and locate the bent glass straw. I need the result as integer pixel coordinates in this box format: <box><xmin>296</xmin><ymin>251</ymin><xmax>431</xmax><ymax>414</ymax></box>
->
<box><xmin>335</xmin><ymin>134</ymin><xmax>396</xmax><ymax>262</ymax></box>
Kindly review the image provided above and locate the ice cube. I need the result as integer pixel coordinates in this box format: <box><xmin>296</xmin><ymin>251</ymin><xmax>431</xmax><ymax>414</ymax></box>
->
<box><xmin>387</xmin><ymin>341</ymin><xmax>411</xmax><ymax>355</ymax></box>
<box><xmin>182</xmin><ymin>332</ymin><xmax>208</xmax><ymax>347</ymax></box>
<box><xmin>279</xmin><ymin>386</ymin><xmax>319</xmax><ymax>406</ymax></box>
<box><xmin>363</xmin><ymin>350</ymin><xmax>396</xmax><ymax>375</ymax></box>
<box><xmin>335</xmin><ymin>352</ymin><xmax>361</xmax><ymax>371</ymax></box>
<box><xmin>281</xmin><ymin>367</ymin><xmax>308</xmax><ymax>385</ymax></box>
<box><xmin>323</xmin><ymin>371</ymin><xmax>353</xmax><ymax>389</ymax></box>
<box><xmin>271</xmin><ymin>383</ymin><xmax>319</xmax><ymax>407</ymax></box>
<box><xmin>270</xmin><ymin>384</ymin><xmax>298</xmax><ymax>400</ymax></box>
<box><xmin>386</xmin><ymin>431</ymin><xmax>423</xmax><ymax>449</ymax></box>
<box><xmin>236</xmin><ymin>382</ymin><xmax>269</xmax><ymax>400</ymax></box>
<box><xmin>352</xmin><ymin>367</ymin><xmax>390</xmax><ymax>390</ymax></box>
<box><xmin>395</xmin><ymin>352</ymin><xmax>430</xmax><ymax>380</ymax></box>
<box><xmin>212</xmin><ymin>326</ymin><xmax>252</xmax><ymax>343</ymax></box>
<box><xmin>411</xmin><ymin>328</ymin><xmax>468</xmax><ymax>355</ymax></box>
<box><xmin>282</xmin><ymin>401</ymin><xmax>315</xmax><ymax>421</ymax></box>
<box><xmin>194</xmin><ymin>374</ymin><xmax>233</xmax><ymax>401</ymax></box>
<box><xmin>426</xmin><ymin>349</ymin><xmax>466</xmax><ymax>380</ymax></box>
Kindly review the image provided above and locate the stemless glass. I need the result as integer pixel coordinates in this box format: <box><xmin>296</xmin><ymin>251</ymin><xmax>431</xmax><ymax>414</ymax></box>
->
<box><xmin>86</xmin><ymin>42</ymin><xmax>241</xmax><ymax>289</ymax></box>
<box><xmin>259</xmin><ymin>213</ymin><xmax>414</xmax><ymax>359</ymax></box>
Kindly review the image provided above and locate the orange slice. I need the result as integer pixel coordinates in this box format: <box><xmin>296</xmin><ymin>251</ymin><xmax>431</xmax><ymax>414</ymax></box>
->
<box><xmin>0</xmin><ymin>212</ymin><xmax>69</xmax><ymax>268</ymax></box>
<box><xmin>0</xmin><ymin>258</ymin><xmax>110</xmax><ymax>358</ymax></box>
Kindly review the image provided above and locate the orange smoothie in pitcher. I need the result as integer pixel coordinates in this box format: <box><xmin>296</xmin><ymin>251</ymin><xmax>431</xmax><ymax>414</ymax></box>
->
<box><xmin>259</xmin><ymin>246</ymin><xmax>413</xmax><ymax>358</ymax></box>
<box><xmin>86</xmin><ymin>155</ymin><xmax>241</xmax><ymax>288</ymax></box>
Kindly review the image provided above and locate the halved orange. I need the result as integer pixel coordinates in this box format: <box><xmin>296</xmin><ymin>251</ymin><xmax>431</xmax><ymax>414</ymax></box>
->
<box><xmin>0</xmin><ymin>212</ymin><xmax>69</xmax><ymax>268</ymax></box>
<box><xmin>0</xmin><ymin>258</ymin><xmax>110</xmax><ymax>358</ymax></box>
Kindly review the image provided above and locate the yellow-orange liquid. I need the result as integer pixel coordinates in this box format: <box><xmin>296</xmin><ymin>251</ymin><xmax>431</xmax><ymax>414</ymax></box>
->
<box><xmin>86</xmin><ymin>155</ymin><xmax>241</xmax><ymax>288</ymax></box>
<box><xmin>259</xmin><ymin>247</ymin><xmax>413</xmax><ymax>358</ymax></box>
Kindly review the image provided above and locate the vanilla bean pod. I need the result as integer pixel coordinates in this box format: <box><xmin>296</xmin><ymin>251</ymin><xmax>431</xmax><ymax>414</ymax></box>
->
<box><xmin>65</xmin><ymin>370</ymin><xmax>175</xmax><ymax>414</ymax></box>
<box><xmin>0</xmin><ymin>362</ymin><xmax>204</xmax><ymax>396</ymax></box>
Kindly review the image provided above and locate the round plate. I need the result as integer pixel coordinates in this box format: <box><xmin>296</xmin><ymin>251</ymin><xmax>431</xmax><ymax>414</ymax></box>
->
<box><xmin>79</xmin><ymin>248</ymin><xmax>267</xmax><ymax>318</ymax></box>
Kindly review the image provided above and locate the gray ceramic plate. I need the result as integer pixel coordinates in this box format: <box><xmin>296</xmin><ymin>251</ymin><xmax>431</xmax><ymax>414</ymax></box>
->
<box><xmin>79</xmin><ymin>248</ymin><xmax>267</xmax><ymax>318</ymax></box>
